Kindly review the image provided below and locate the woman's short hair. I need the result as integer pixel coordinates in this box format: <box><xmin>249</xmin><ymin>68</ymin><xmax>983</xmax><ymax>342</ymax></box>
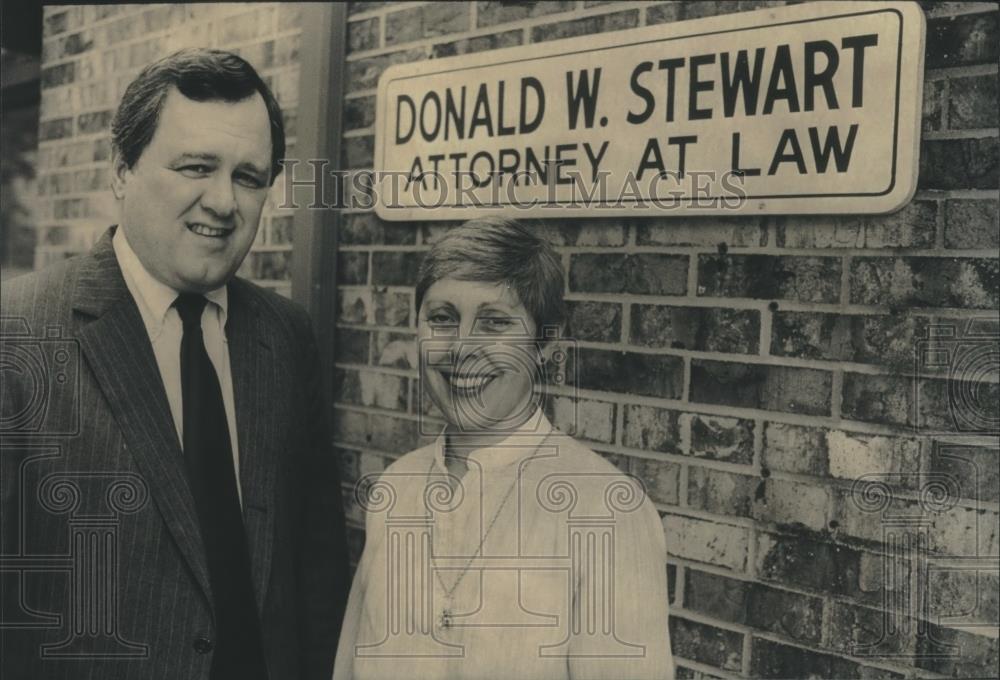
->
<box><xmin>415</xmin><ymin>217</ymin><xmax>566</xmax><ymax>338</ymax></box>
<box><xmin>111</xmin><ymin>48</ymin><xmax>285</xmax><ymax>184</ymax></box>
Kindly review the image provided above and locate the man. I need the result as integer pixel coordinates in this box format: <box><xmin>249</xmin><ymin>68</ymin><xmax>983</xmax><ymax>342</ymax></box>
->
<box><xmin>1</xmin><ymin>49</ymin><xmax>349</xmax><ymax>679</ymax></box>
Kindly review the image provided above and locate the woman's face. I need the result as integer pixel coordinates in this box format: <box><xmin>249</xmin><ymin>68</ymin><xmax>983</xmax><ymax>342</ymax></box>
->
<box><xmin>418</xmin><ymin>278</ymin><xmax>542</xmax><ymax>434</ymax></box>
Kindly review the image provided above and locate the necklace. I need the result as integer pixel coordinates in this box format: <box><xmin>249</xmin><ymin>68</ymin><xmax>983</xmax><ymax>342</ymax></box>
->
<box><xmin>428</xmin><ymin>439</ymin><xmax>543</xmax><ymax>632</ymax></box>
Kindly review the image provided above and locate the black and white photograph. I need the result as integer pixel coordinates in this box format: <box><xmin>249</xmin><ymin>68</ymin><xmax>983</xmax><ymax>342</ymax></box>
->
<box><xmin>1</xmin><ymin>2</ymin><xmax>997</xmax><ymax>679</ymax></box>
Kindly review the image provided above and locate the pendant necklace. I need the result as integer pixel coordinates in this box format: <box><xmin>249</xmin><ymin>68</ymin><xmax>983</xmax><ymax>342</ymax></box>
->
<box><xmin>428</xmin><ymin>442</ymin><xmax>541</xmax><ymax>632</ymax></box>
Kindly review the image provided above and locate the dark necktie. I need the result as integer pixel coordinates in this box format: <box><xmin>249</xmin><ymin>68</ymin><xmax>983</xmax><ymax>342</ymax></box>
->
<box><xmin>175</xmin><ymin>293</ymin><xmax>267</xmax><ymax>679</ymax></box>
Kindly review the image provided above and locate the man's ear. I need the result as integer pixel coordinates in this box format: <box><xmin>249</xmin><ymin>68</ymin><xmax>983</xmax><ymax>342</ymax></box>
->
<box><xmin>110</xmin><ymin>151</ymin><xmax>129</xmax><ymax>200</ymax></box>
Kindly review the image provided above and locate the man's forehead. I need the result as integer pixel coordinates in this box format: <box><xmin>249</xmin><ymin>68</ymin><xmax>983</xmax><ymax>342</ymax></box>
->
<box><xmin>153</xmin><ymin>87</ymin><xmax>271</xmax><ymax>146</ymax></box>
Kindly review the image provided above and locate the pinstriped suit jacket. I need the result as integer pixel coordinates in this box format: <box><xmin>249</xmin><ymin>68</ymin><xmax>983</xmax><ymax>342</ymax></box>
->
<box><xmin>1</xmin><ymin>228</ymin><xmax>350</xmax><ymax>679</ymax></box>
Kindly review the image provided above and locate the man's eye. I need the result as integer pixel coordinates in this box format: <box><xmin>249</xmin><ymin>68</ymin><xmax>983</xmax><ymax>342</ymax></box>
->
<box><xmin>427</xmin><ymin>313</ymin><xmax>455</xmax><ymax>325</ymax></box>
<box><xmin>236</xmin><ymin>173</ymin><xmax>266</xmax><ymax>189</ymax></box>
<box><xmin>177</xmin><ymin>165</ymin><xmax>212</xmax><ymax>177</ymax></box>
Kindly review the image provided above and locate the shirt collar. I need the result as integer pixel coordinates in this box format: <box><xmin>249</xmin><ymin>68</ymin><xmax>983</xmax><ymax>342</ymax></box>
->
<box><xmin>432</xmin><ymin>408</ymin><xmax>553</xmax><ymax>473</ymax></box>
<box><xmin>113</xmin><ymin>226</ymin><xmax>228</xmax><ymax>338</ymax></box>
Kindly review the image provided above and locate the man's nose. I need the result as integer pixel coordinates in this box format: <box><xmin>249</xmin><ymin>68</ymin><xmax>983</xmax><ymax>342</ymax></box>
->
<box><xmin>200</xmin><ymin>174</ymin><xmax>237</xmax><ymax>218</ymax></box>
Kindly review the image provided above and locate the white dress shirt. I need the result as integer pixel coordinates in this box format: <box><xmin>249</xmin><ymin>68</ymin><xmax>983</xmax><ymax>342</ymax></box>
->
<box><xmin>113</xmin><ymin>227</ymin><xmax>242</xmax><ymax>503</ymax></box>
<box><xmin>334</xmin><ymin>411</ymin><xmax>674</xmax><ymax>680</ymax></box>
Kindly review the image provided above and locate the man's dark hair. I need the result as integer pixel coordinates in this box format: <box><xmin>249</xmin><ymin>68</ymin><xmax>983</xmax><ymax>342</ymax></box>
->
<box><xmin>111</xmin><ymin>48</ymin><xmax>285</xmax><ymax>184</ymax></box>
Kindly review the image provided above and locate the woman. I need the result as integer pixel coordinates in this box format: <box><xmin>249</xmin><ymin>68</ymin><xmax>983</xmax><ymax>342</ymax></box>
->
<box><xmin>334</xmin><ymin>217</ymin><xmax>674</xmax><ymax>679</ymax></box>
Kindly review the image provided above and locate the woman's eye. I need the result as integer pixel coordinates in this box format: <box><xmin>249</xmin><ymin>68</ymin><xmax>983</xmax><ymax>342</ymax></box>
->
<box><xmin>427</xmin><ymin>313</ymin><xmax>455</xmax><ymax>325</ymax></box>
<box><xmin>478</xmin><ymin>316</ymin><xmax>515</xmax><ymax>332</ymax></box>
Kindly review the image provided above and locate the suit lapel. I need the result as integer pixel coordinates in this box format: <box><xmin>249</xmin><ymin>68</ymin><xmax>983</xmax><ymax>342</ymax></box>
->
<box><xmin>227</xmin><ymin>280</ymin><xmax>279</xmax><ymax>614</ymax></box>
<box><xmin>73</xmin><ymin>230</ymin><xmax>212</xmax><ymax>604</ymax></box>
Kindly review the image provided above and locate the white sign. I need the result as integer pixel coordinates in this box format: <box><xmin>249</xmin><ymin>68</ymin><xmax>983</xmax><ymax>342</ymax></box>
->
<box><xmin>372</xmin><ymin>1</ymin><xmax>925</xmax><ymax>220</ymax></box>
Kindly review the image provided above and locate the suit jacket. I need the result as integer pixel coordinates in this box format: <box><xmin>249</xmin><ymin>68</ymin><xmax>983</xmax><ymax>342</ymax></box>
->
<box><xmin>1</xmin><ymin>228</ymin><xmax>350</xmax><ymax>679</ymax></box>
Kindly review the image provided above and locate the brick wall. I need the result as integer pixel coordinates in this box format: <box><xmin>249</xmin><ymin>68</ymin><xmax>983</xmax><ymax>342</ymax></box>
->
<box><xmin>336</xmin><ymin>2</ymin><xmax>999</xmax><ymax>679</ymax></box>
<box><xmin>35</xmin><ymin>3</ymin><xmax>302</xmax><ymax>295</ymax></box>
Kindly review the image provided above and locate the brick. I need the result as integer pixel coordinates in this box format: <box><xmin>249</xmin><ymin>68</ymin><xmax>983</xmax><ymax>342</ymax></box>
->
<box><xmin>923</xmin><ymin>78</ymin><xmax>943</xmax><ymax>132</ymax></box>
<box><xmin>548</xmin><ymin>395</ymin><xmax>615</xmax><ymax>443</ymax></box>
<box><xmin>636</xmin><ymin>216</ymin><xmax>764</xmax><ymax>247</ymax></box>
<box><xmin>915</xmin><ymin>375</ymin><xmax>1000</xmax><ymax>434</ymax></box>
<box><xmin>755</xmin><ymin>532</ymin><xmax>861</xmax><ymax>595</ymax></box>
<box><xmin>372</xmin><ymin>251</ymin><xmax>421</xmax><ymax>286</ymax></box>
<box><xmin>928</xmin><ymin>566</ymin><xmax>1000</xmax><ymax>627</ymax></box>
<box><xmin>336</xmin><ymin>327</ymin><xmax>370</xmax><ymax>364</ymax></box>
<box><xmin>919</xmin><ymin>137</ymin><xmax>998</xmax><ymax>190</ymax></box>
<box><xmin>73</xmin><ymin>168</ymin><xmax>108</xmax><ymax>192</ymax></box>
<box><xmin>565</xmin><ymin>301</ymin><xmax>621</xmax><ymax>343</ymax></box>
<box><xmin>348</xmin><ymin>17</ymin><xmax>379</xmax><ymax>53</ymax></box>
<box><xmin>573</xmin><ymin>348</ymin><xmax>683</xmax><ymax>399</ymax></box>
<box><xmin>344</xmin><ymin>96</ymin><xmax>376</xmax><ymax>131</ymax></box>
<box><xmin>850</xmin><ymin>257</ymin><xmax>998</xmax><ymax>309</ymax></box>
<box><xmin>622</xmin><ymin>404</ymin><xmax>681</xmax><ymax>455</ymax></box>
<box><xmin>569</xmin><ymin>254</ymin><xmax>687</xmax><ymax>295</ymax></box>
<box><xmin>631</xmin><ymin>305</ymin><xmax>759</xmax><ymax>354</ymax></box>
<box><xmin>668</xmin><ymin>617</ymin><xmax>743</xmax><ymax>672</ymax></box>
<box><xmin>688</xmin><ymin>413</ymin><xmax>754</xmax><ymax>464</ymax></box>
<box><xmin>359</xmin><ymin>370</ymin><xmax>408</xmax><ymax>410</ymax></box>
<box><xmin>476</xmin><ymin>1</ymin><xmax>573</xmax><ymax>28</ymax></box>
<box><xmin>44</xmin><ymin>10</ymin><xmax>70</xmax><ymax>37</ymax></box>
<box><xmin>752</xmin><ymin>478</ymin><xmax>829</xmax><ymax>532</ymax></box>
<box><xmin>684</xmin><ymin>569</ymin><xmax>749</xmax><ymax>625</ymax></box>
<box><xmin>930</xmin><ymin>442</ymin><xmax>1000</xmax><ymax>503</ymax></box>
<box><xmin>337</xmin><ymin>251</ymin><xmax>368</xmax><ymax>285</ymax></box>
<box><xmin>76</xmin><ymin>111</ymin><xmax>114</xmax><ymax>135</ymax></box>
<box><xmin>373</xmin><ymin>331</ymin><xmax>415</xmax><ymax>368</ymax></box>
<box><xmin>687</xmin><ymin>467</ymin><xmax>756</xmax><ymax>518</ymax></box>
<box><xmin>645</xmin><ymin>3</ymin><xmax>683</xmax><ymax>26</ymax></box>
<box><xmin>949</xmin><ymin>74</ymin><xmax>999</xmax><ymax>129</ymax></box>
<box><xmin>339</xmin><ymin>288</ymin><xmax>372</xmax><ymax>324</ymax></box>
<box><xmin>368</xmin><ymin>413</ymin><xmax>420</xmax><ymax>453</ymax></box>
<box><xmin>333</xmin><ymin>408</ymin><xmax>370</xmax><ymax>447</ymax></box>
<box><xmin>916</xmin><ymin>623</ymin><xmax>999</xmax><ymax>677</ymax></box>
<box><xmin>247</xmin><ymin>251</ymin><xmax>292</xmax><ymax>281</ymax></box>
<box><xmin>536</xmin><ymin>219</ymin><xmax>628</xmax><ymax>247</ymax></box>
<box><xmin>373</xmin><ymin>290</ymin><xmax>410</xmax><ymax>327</ymax></box>
<box><xmin>770</xmin><ymin>311</ymin><xmax>929</xmax><ymax>370</ymax></box>
<box><xmin>826</xmin><ymin>431</ymin><xmax>922</xmax><ymax>486</ymax></box>
<box><xmin>663</xmin><ymin>514</ymin><xmax>749</xmax><ymax>570</ymax></box>
<box><xmin>342</xmin><ymin>135</ymin><xmax>374</xmax><ymax>169</ymax></box>
<box><xmin>746</xmin><ymin>584</ymin><xmax>823</xmax><ymax>644</ymax></box>
<box><xmin>751</xmin><ymin>637</ymin><xmax>904</xmax><ymax>680</ymax></box>
<box><xmin>333</xmin><ymin>368</ymin><xmax>362</xmax><ymax>404</ymax></box>
<box><xmin>346</xmin><ymin>48</ymin><xmax>427</xmax><ymax>92</ymax></box>
<box><xmin>841</xmin><ymin>373</ymin><xmax>911</xmax><ymax>426</ymax></box>
<box><xmin>944</xmin><ymin>199</ymin><xmax>999</xmax><ymax>249</ymax></box>
<box><xmin>41</xmin><ymin>63</ymin><xmax>75</xmax><ymax>89</ymax></box>
<box><xmin>775</xmin><ymin>201</ymin><xmax>937</xmax><ymax>249</ymax></box>
<box><xmin>690</xmin><ymin>361</ymin><xmax>832</xmax><ymax>416</ymax></box>
<box><xmin>697</xmin><ymin>254</ymin><xmax>840</xmax><ymax>303</ymax></box>
<box><xmin>433</xmin><ymin>29</ymin><xmax>522</xmax><ymax>58</ymax></box>
<box><xmin>926</xmin><ymin>12</ymin><xmax>999</xmax><ymax>68</ymax></box>
<box><xmin>386</xmin><ymin>3</ymin><xmax>469</xmax><ymax>46</ymax></box>
<box><xmin>630</xmin><ymin>457</ymin><xmax>680</xmax><ymax>505</ymax></box>
<box><xmin>531</xmin><ymin>10</ymin><xmax>639</xmax><ymax>43</ymax></box>
<box><xmin>341</xmin><ymin>213</ymin><xmax>417</xmax><ymax>245</ymax></box>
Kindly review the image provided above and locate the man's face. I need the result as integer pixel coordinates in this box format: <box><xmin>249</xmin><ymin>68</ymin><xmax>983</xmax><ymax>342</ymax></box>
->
<box><xmin>113</xmin><ymin>87</ymin><xmax>273</xmax><ymax>292</ymax></box>
<box><xmin>418</xmin><ymin>278</ymin><xmax>543</xmax><ymax>433</ymax></box>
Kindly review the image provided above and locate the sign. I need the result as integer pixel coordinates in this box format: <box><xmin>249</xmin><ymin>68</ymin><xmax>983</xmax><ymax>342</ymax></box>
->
<box><xmin>372</xmin><ymin>1</ymin><xmax>925</xmax><ymax>220</ymax></box>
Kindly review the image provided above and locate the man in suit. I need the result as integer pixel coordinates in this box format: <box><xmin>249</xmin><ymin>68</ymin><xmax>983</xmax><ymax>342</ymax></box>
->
<box><xmin>1</xmin><ymin>48</ymin><xmax>350</xmax><ymax>679</ymax></box>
